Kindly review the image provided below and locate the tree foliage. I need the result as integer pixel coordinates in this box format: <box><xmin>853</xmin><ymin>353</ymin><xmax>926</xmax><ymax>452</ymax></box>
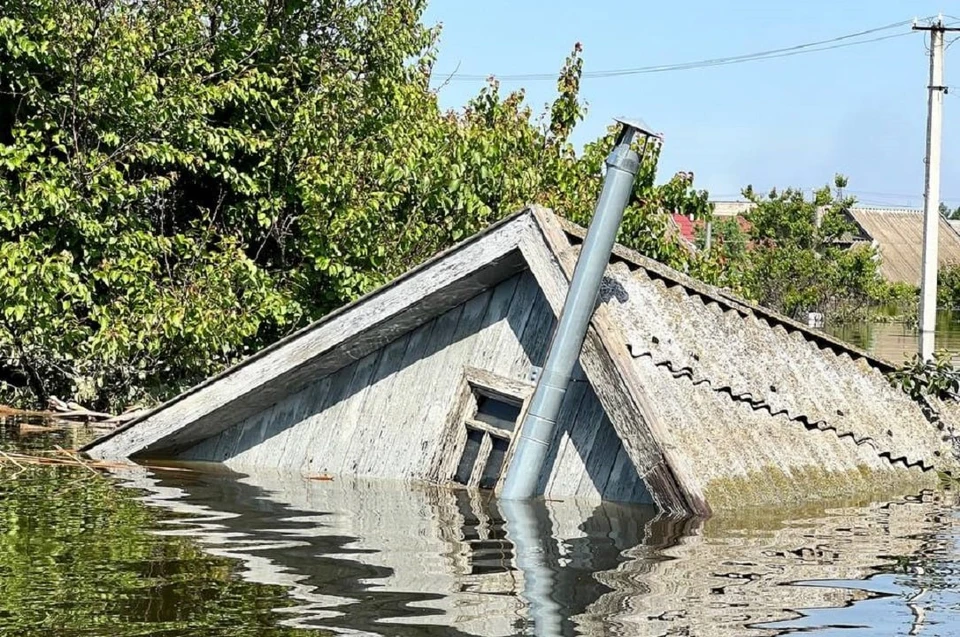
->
<box><xmin>939</xmin><ymin>202</ymin><xmax>960</xmax><ymax>220</ymax></box>
<box><xmin>938</xmin><ymin>263</ymin><xmax>960</xmax><ymax>309</ymax></box>
<box><xmin>890</xmin><ymin>351</ymin><xmax>960</xmax><ymax>403</ymax></box>
<box><xmin>716</xmin><ymin>178</ymin><xmax>889</xmax><ymax>321</ymax></box>
<box><xmin>0</xmin><ymin>0</ymin><xmax>708</xmax><ymax>409</ymax></box>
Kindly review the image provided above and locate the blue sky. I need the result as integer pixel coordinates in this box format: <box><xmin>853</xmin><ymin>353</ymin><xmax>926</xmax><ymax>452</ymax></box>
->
<box><xmin>423</xmin><ymin>1</ymin><xmax>960</xmax><ymax>208</ymax></box>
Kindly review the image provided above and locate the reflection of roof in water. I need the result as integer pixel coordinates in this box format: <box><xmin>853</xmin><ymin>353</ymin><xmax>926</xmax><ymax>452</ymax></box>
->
<box><xmin>118</xmin><ymin>464</ymin><xmax>656</xmax><ymax>636</ymax></box>
<box><xmin>114</xmin><ymin>464</ymin><xmax>955</xmax><ymax>637</ymax></box>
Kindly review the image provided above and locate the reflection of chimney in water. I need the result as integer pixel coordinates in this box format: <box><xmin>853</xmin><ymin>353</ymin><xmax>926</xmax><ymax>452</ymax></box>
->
<box><xmin>501</xmin><ymin>499</ymin><xmax>564</xmax><ymax>637</ymax></box>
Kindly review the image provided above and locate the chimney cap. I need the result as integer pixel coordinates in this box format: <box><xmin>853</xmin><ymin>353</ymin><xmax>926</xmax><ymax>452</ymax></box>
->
<box><xmin>614</xmin><ymin>116</ymin><xmax>659</xmax><ymax>139</ymax></box>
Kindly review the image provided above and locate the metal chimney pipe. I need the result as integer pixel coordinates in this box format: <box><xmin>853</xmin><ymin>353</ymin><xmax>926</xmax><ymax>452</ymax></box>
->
<box><xmin>501</xmin><ymin>118</ymin><xmax>657</xmax><ymax>500</ymax></box>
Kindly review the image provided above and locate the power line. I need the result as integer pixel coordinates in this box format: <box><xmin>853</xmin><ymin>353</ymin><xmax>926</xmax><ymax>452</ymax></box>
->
<box><xmin>440</xmin><ymin>18</ymin><xmax>930</xmax><ymax>82</ymax></box>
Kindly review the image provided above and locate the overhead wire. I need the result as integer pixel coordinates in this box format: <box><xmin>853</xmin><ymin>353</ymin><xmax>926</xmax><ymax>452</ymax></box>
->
<box><xmin>433</xmin><ymin>16</ymin><xmax>957</xmax><ymax>205</ymax></box>
<box><xmin>440</xmin><ymin>18</ymin><xmax>930</xmax><ymax>82</ymax></box>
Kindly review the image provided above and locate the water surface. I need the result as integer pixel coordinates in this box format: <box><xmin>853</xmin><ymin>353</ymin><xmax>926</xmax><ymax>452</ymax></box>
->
<box><xmin>828</xmin><ymin>310</ymin><xmax>960</xmax><ymax>362</ymax></box>
<box><xmin>2</xmin><ymin>422</ymin><xmax>960</xmax><ymax>636</ymax></box>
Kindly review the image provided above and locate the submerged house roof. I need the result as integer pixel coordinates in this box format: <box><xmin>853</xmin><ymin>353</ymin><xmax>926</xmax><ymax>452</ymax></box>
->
<box><xmin>84</xmin><ymin>207</ymin><xmax>957</xmax><ymax>516</ymax></box>
<box><xmin>845</xmin><ymin>207</ymin><xmax>960</xmax><ymax>285</ymax></box>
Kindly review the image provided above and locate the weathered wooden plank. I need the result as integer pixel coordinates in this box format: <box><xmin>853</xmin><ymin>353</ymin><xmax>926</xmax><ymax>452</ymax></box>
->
<box><xmin>301</xmin><ymin>350</ymin><xmax>385</xmax><ymax>476</ymax></box>
<box><xmin>470</xmin><ymin>273</ymin><xmax>521</xmax><ymax>372</ymax></box>
<box><xmin>548</xmin><ymin>382</ymin><xmax>606</xmax><ymax>499</ymax></box>
<box><xmin>230</xmin><ymin>397</ymin><xmax>279</xmax><ymax>461</ymax></box>
<box><xmin>575</xmin><ymin>406</ymin><xmax>623</xmax><ymax>500</ymax></box>
<box><xmin>85</xmin><ymin>216</ymin><xmax>534</xmax><ymax>460</ymax></box>
<box><xmin>468</xmin><ymin>432</ymin><xmax>494</xmax><ymax>487</ymax></box>
<box><xmin>176</xmin><ymin>428</ymin><xmax>220</xmax><ymax>461</ymax></box>
<box><xmin>295</xmin><ymin>358</ymin><xmax>374</xmax><ymax>475</ymax></box>
<box><xmin>394</xmin><ymin>303</ymin><xmax>468</xmax><ymax>479</ymax></box>
<box><xmin>339</xmin><ymin>333</ymin><xmax>414</xmax><ymax>475</ymax></box>
<box><xmin>232</xmin><ymin>373</ymin><xmax>329</xmax><ymax>469</ymax></box>
<box><xmin>462</xmin><ymin>366</ymin><xmax>534</xmax><ymax>403</ymax></box>
<box><xmin>429</xmin><ymin>375</ymin><xmax>474</xmax><ymax>483</ymax></box>
<box><xmin>356</xmin><ymin>319</ymin><xmax>440</xmax><ymax>478</ymax></box>
<box><xmin>602</xmin><ymin>445</ymin><xmax>639</xmax><ymax>503</ymax></box>
<box><xmin>513</xmin><ymin>281</ymin><xmax>556</xmax><ymax>372</ymax></box>
<box><xmin>203</xmin><ymin>418</ymin><xmax>240</xmax><ymax>462</ymax></box>
<box><xmin>414</xmin><ymin>289</ymin><xmax>496</xmax><ymax>478</ymax></box>
<box><xmin>270</xmin><ymin>373</ymin><xmax>334</xmax><ymax>473</ymax></box>
<box><xmin>493</xmin><ymin>270</ymin><xmax>542</xmax><ymax>375</ymax></box>
<box><xmin>212</xmin><ymin>356</ymin><xmax>353</xmax><ymax>470</ymax></box>
<box><xmin>444</xmin><ymin>289</ymin><xmax>498</xmax><ymax>389</ymax></box>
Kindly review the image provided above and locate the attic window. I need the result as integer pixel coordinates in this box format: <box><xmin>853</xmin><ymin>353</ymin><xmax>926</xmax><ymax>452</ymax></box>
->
<box><xmin>474</xmin><ymin>394</ymin><xmax>521</xmax><ymax>432</ymax></box>
<box><xmin>453</xmin><ymin>385</ymin><xmax>523</xmax><ymax>490</ymax></box>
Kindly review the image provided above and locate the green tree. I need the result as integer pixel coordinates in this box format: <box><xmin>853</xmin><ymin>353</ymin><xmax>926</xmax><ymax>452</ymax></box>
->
<box><xmin>693</xmin><ymin>215</ymin><xmax>749</xmax><ymax>290</ymax></box>
<box><xmin>736</xmin><ymin>178</ymin><xmax>887</xmax><ymax>321</ymax></box>
<box><xmin>939</xmin><ymin>202</ymin><xmax>960</xmax><ymax>220</ymax></box>
<box><xmin>0</xmin><ymin>0</ymin><xmax>709</xmax><ymax>409</ymax></box>
<box><xmin>938</xmin><ymin>263</ymin><xmax>960</xmax><ymax>309</ymax></box>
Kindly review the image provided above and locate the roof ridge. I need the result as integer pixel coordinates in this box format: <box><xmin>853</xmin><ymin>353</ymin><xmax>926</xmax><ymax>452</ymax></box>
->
<box><xmin>850</xmin><ymin>206</ymin><xmax>923</xmax><ymax>214</ymax></box>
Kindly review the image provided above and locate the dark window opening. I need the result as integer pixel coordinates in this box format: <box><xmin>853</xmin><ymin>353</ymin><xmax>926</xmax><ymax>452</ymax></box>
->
<box><xmin>455</xmin><ymin>428</ymin><xmax>484</xmax><ymax>484</ymax></box>
<box><xmin>479</xmin><ymin>436</ymin><xmax>509</xmax><ymax>489</ymax></box>
<box><xmin>474</xmin><ymin>395</ymin><xmax>521</xmax><ymax>432</ymax></box>
<box><xmin>452</xmin><ymin>384</ymin><xmax>524</xmax><ymax>490</ymax></box>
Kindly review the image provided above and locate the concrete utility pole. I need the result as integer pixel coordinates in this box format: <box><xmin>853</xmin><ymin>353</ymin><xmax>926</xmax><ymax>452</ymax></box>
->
<box><xmin>914</xmin><ymin>17</ymin><xmax>960</xmax><ymax>360</ymax></box>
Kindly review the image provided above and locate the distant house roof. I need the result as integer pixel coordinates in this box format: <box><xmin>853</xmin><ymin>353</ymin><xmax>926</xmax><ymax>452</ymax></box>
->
<box><xmin>845</xmin><ymin>207</ymin><xmax>960</xmax><ymax>285</ymax></box>
<box><xmin>671</xmin><ymin>212</ymin><xmax>751</xmax><ymax>251</ymax></box>
<box><xmin>670</xmin><ymin>213</ymin><xmax>698</xmax><ymax>244</ymax></box>
<box><xmin>712</xmin><ymin>201</ymin><xmax>755</xmax><ymax>217</ymax></box>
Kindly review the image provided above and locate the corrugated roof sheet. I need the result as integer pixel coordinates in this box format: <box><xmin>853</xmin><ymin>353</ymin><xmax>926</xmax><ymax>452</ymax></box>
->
<box><xmin>846</xmin><ymin>207</ymin><xmax>960</xmax><ymax>285</ymax></box>
<box><xmin>556</xmin><ymin>214</ymin><xmax>955</xmax><ymax>509</ymax></box>
<box><xmin>601</xmin><ymin>263</ymin><xmax>949</xmax><ymax>508</ymax></box>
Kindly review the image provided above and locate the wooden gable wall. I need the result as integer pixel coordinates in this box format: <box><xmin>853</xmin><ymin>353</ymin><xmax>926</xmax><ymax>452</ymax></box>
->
<box><xmin>179</xmin><ymin>271</ymin><xmax>651</xmax><ymax>504</ymax></box>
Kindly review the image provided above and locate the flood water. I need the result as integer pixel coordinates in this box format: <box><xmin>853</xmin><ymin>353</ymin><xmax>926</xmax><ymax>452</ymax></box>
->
<box><xmin>4</xmin><ymin>423</ymin><xmax>960</xmax><ymax>635</ymax></box>
<box><xmin>828</xmin><ymin>310</ymin><xmax>960</xmax><ymax>363</ymax></box>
